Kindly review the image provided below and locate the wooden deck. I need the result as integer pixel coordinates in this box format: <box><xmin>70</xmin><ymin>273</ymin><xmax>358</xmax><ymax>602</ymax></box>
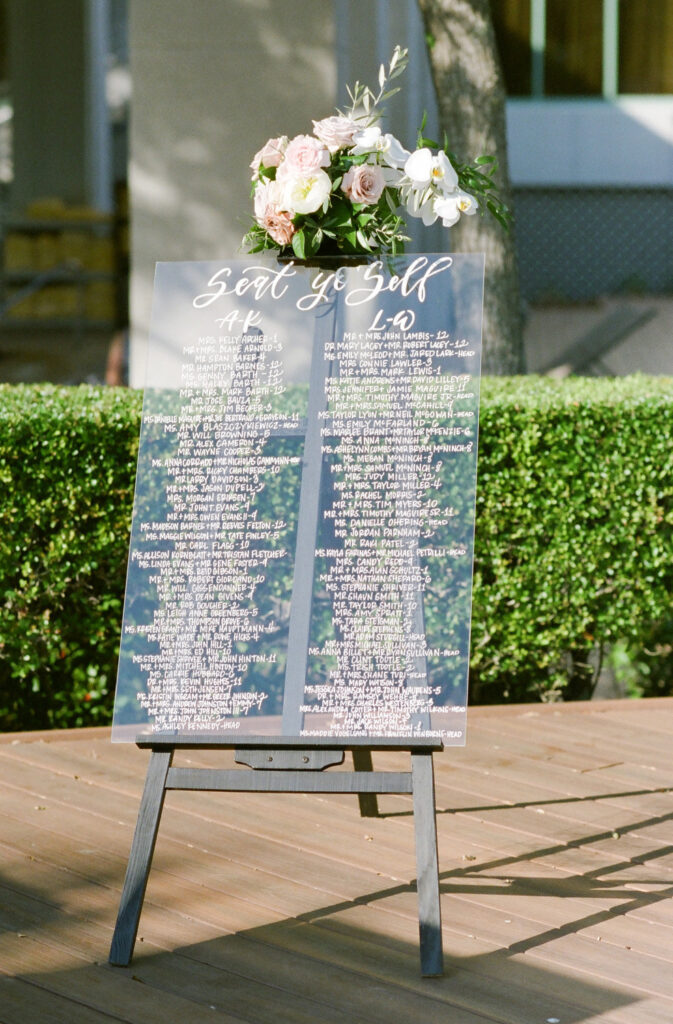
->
<box><xmin>1</xmin><ymin>698</ymin><xmax>672</xmax><ymax>1024</ymax></box>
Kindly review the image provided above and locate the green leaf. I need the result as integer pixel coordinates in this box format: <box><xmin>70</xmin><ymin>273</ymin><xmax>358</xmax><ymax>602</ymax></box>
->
<box><xmin>325</xmin><ymin>199</ymin><xmax>353</xmax><ymax>230</ymax></box>
<box><xmin>343</xmin><ymin>228</ymin><xmax>359</xmax><ymax>249</ymax></box>
<box><xmin>291</xmin><ymin>229</ymin><xmax>306</xmax><ymax>259</ymax></box>
<box><xmin>356</xmin><ymin>229</ymin><xmax>373</xmax><ymax>251</ymax></box>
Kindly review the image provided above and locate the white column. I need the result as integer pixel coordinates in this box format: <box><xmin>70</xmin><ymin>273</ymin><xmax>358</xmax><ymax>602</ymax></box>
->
<box><xmin>85</xmin><ymin>0</ymin><xmax>113</xmax><ymax>212</ymax></box>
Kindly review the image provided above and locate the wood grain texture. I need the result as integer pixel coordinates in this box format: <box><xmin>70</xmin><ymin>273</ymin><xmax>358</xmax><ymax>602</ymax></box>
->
<box><xmin>1</xmin><ymin>698</ymin><xmax>673</xmax><ymax>1022</ymax></box>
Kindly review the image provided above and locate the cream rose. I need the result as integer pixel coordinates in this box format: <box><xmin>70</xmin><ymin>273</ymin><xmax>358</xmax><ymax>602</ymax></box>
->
<box><xmin>341</xmin><ymin>163</ymin><xmax>385</xmax><ymax>205</ymax></box>
<box><xmin>282</xmin><ymin>169</ymin><xmax>332</xmax><ymax>215</ymax></box>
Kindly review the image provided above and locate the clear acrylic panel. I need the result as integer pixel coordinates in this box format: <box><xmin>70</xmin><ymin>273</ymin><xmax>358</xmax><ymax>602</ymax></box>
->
<box><xmin>112</xmin><ymin>255</ymin><xmax>484</xmax><ymax>742</ymax></box>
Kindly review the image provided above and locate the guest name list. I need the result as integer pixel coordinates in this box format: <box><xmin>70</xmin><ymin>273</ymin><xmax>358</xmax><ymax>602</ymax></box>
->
<box><xmin>112</xmin><ymin>256</ymin><xmax>483</xmax><ymax>742</ymax></box>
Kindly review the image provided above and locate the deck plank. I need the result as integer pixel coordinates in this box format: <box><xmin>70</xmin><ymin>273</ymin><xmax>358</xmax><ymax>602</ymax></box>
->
<box><xmin>2</xmin><ymin>699</ymin><xmax>673</xmax><ymax>1022</ymax></box>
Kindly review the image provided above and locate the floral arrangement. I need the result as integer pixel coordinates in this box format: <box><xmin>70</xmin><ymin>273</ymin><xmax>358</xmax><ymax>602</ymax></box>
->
<box><xmin>242</xmin><ymin>46</ymin><xmax>509</xmax><ymax>259</ymax></box>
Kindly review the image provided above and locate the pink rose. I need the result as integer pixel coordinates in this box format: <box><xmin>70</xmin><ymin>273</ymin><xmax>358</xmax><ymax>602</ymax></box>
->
<box><xmin>250</xmin><ymin>136</ymin><xmax>288</xmax><ymax>179</ymax></box>
<box><xmin>279</xmin><ymin>134</ymin><xmax>330</xmax><ymax>178</ymax></box>
<box><xmin>341</xmin><ymin>163</ymin><xmax>385</xmax><ymax>205</ymax></box>
<box><xmin>312</xmin><ymin>115</ymin><xmax>360</xmax><ymax>154</ymax></box>
<box><xmin>253</xmin><ymin>180</ymin><xmax>295</xmax><ymax>246</ymax></box>
<box><xmin>263</xmin><ymin>211</ymin><xmax>296</xmax><ymax>246</ymax></box>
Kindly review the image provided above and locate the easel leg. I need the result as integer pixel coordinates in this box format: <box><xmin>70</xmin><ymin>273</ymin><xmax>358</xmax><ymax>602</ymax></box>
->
<box><xmin>411</xmin><ymin>752</ymin><xmax>443</xmax><ymax>977</ymax></box>
<box><xmin>352</xmin><ymin>748</ymin><xmax>379</xmax><ymax>817</ymax></box>
<box><xmin>109</xmin><ymin>748</ymin><xmax>173</xmax><ymax>966</ymax></box>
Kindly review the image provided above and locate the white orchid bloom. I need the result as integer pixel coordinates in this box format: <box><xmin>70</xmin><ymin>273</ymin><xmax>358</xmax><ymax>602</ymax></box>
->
<box><xmin>434</xmin><ymin>189</ymin><xmax>478</xmax><ymax>227</ymax></box>
<box><xmin>351</xmin><ymin>126</ymin><xmax>410</xmax><ymax>168</ymax></box>
<box><xmin>403</xmin><ymin>186</ymin><xmax>439</xmax><ymax>226</ymax></box>
<box><xmin>404</xmin><ymin>148</ymin><xmax>459</xmax><ymax>193</ymax></box>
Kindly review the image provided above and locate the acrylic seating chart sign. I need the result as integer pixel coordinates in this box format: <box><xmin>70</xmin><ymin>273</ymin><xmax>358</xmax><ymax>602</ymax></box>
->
<box><xmin>112</xmin><ymin>255</ymin><xmax>484</xmax><ymax>743</ymax></box>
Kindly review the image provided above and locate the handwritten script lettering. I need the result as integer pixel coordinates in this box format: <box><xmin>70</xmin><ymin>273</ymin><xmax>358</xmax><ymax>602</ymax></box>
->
<box><xmin>114</xmin><ymin>257</ymin><xmax>481</xmax><ymax>743</ymax></box>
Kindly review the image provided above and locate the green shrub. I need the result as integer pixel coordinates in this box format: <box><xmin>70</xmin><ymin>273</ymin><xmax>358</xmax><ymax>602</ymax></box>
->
<box><xmin>0</xmin><ymin>385</ymin><xmax>142</xmax><ymax>730</ymax></box>
<box><xmin>0</xmin><ymin>376</ymin><xmax>672</xmax><ymax>731</ymax></box>
<box><xmin>473</xmin><ymin>375</ymin><xmax>673</xmax><ymax>702</ymax></box>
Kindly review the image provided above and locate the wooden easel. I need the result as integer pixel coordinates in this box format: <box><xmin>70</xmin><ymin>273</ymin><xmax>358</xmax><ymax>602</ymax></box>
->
<box><xmin>109</xmin><ymin>733</ymin><xmax>443</xmax><ymax>975</ymax></box>
<box><xmin>110</xmin><ymin>292</ymin><xmax>445</xmax><ymax>976</ymax></box>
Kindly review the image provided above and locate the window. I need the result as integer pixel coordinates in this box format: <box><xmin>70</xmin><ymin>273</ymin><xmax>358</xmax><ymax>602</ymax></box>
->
<box><xmin>491</xmin><ymin>0</ymin><xmax>531</xmax><ymax>95</ymax></box>
<box><xmin>545</xmin><ymin>0</ymin><xmax>603</xmax><ymax>95</ymax></box>
<box><xmin>491</xmin><ymin>0</ymin><xmax>673</xmax><ymax>95</ymax></box>
<box><xmin>619</xmin><ymin>0</ymin><xmax>673</xmax><ymax>93</ymax></box>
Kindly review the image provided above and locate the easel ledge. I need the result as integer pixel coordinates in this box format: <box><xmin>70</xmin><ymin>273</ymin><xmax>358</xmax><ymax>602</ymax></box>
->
<box><xmin>136</xmin><ymin>732</ymin><xmax>444</xmax><ymax>750</ymax></box>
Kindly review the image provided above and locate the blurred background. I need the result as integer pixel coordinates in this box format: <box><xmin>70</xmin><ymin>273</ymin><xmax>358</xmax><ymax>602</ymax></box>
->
<box><xmin>0</xmin><ymin>0</ymin><xmax>671</xmax><ymax>386</ymax></box>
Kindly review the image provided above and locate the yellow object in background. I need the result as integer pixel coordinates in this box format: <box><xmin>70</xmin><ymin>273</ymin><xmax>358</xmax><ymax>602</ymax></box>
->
<box><xmin>3</xmin><ymin>197</ymin><xmax>123</xmax><ymax>324</ymax></box>
<box><xmin>59</xmin><ymin>230</ymin><xmax>91</xmax><ymax>265</ymax></box>
<box><xmin>34</xmin><ymin>233</ymin><xmax>60</xmax><ymax>270</ymax></box>
<box><xmin>85</xmin><ymin>281</ymin><xmax>116</xmax><ymax>321</ymax></box>
<box><xmin>88</xmin><ymin>237</ymin><xmax>115</xmax><ymax>272</ymax></box>
<box><xmin>4</xmin><ymin>232</ymin><xmax>35</xmax><ymax>270</ymax></box>
<box><xmin>5</xmin><ymin>288</ymin><xmax>35</xmax><ymax>318</ymax></box>
<box><xmin>24</xmin><ymin>197</ymin><xmax>68</xmax><ymax>219</ymax></box>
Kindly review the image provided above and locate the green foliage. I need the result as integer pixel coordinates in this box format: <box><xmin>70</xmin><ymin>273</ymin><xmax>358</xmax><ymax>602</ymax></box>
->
<box><xmin>472</xmin><ymin>375</ymin><xmax>673</xmax><ymax>703</ymax></box>
<box><xmin>0</xmin><ymin>385</ymin><xmax>142</xmax><ymax>730</ymax></box>
<box><xmin>1</xmin><ymin>376</ymin><xmax>672</xmax><ymax>732</ymax></box>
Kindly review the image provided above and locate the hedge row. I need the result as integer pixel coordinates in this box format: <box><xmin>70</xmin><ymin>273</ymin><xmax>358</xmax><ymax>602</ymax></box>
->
<box><xmin>0</xmin><ymin>385</ymin><xmax>141</xmax><ymax>730</ymax></box>
<box><xmin>1</xmin><ymin>377</ymin><xmax>672</xmax><ymax>730</ymax></box>
<box><xmin>474</xmin><ymin>375</ymin><xmax>673</xmax><ymax>702</ymax></box>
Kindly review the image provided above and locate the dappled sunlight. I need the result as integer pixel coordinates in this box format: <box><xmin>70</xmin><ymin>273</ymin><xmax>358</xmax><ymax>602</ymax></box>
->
<box><xmin>2</xmin><ymin>702</ymin><xmax>673</xmax><ymax>1019</ymax></box>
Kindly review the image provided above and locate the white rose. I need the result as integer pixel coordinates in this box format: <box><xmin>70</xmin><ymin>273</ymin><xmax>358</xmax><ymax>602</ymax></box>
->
<box><xmin>282</xmin><ymin>169</ymin><xmax>332</xmax><ymax>215</ymax></box>
<box><xmin>253</xmin><ymin>179</ymin><xmax>296</xmax><ymax>246</ymax></box>
<box><xmin>253</xmin><ymin>179</ymin><xmax>283</xmax><ymax>220</ymax></box>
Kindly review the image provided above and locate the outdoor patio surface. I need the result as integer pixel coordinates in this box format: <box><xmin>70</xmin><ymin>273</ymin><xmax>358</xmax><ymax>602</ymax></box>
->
<box><xmin>1</xmin><ymin>698</ymin><xmax>672</xmax><ymax>1024</ymax></box>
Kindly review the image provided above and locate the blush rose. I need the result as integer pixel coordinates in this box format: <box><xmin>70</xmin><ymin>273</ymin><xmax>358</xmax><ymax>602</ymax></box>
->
<box><xmin>250</xmin><ymin>136</ymin><xmax>288</xmax><ymax>179</ymax></box>
<box><xmin>312</xmin><ymin>115</ymin><xmax>360</xmax><ymax>153</ymax></box>
<box><xmin>253</xmin><ymin>180</ymin><xmax>295</xmax><ymax>246</ymax></box>
<box><xmin>279</xmin><ymin>134</ymin><xmax>330</xmax><ymax>178</ymax></box>
<box><xmin>341</xmin><ymin>163</ymin><xmax>385</xmax><ymax>205</ymax></box>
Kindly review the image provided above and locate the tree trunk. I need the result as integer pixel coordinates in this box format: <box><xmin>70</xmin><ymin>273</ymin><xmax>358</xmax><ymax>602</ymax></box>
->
<box><xmin>417</xmin><ymin>0</ymin><xmax>525</xmax><ymax>374</ymax></box>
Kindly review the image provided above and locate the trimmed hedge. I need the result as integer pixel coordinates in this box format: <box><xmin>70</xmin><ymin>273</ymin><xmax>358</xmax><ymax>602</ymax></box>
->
<box><xmin>1</xmin><ymin>377</ymin><xmax>672</xmax><ymax>730</ymax></box>
<box><xmin>0</xmin><ymin>385</ymin><xmax>142</xmax><ymax>730</ymax></box>
<box><xmin>474</xmin><ymin>375</ymin><xmax>673</xmax><ymax>702</ymax></box>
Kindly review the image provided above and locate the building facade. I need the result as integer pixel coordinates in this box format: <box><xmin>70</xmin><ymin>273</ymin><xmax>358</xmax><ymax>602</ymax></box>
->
<box><xmin>1</xmin><ymin>1</ymin><xmax>671</xmax><ymax>382</ymax></box>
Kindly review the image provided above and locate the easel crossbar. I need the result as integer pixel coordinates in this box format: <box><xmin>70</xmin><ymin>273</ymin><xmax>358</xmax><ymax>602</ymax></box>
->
<box><xmin>166</xmin><ymin>766</ymin><xmax>413</xmax><ymax>793</ymax></box>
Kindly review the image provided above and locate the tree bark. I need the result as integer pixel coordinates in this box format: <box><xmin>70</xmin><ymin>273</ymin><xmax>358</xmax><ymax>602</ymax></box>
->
<box><xmin>417</xmin><ymin>0</ymin><xmax>525</xmax><ymax>374</ymax></box>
